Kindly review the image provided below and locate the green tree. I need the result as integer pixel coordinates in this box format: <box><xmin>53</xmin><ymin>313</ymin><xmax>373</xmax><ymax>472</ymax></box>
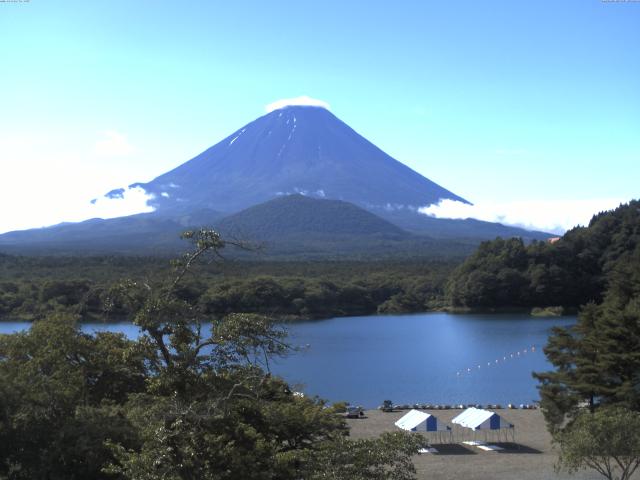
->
<box><xmin>0</xmin><ymin>313</ymin><xmax>145</xmax><ymax>479</ymax></box>
<box><xmin>534</xmin><ymin>244</ymin><xmax>640</xmax><ymax>431</ymax></box>
<box><xmin>105</xmin><ymin>229</ymin><xmax>420</xmax><ymax>479</ymax></box>
<box><xmin>0</xmin><ymin>229</ymin><xmax>423</xmax><ymax>479</ymax></box>
<box><xmin>555</xmin><ymin>406</ymin><xmax>640</xmax><ymax>480</ymax></box>
<box><xmin>297</xmin><ymin>431</ymin><xmax>423</xmax><ymax>480</ymax></box>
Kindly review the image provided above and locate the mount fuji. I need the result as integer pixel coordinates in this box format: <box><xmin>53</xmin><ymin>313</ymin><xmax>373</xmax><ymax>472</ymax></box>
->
<box><xmin>0</xmin><ymin>103</ymin><xmax>551</xmax><ymax>256</ymax></box>
<box><xmin>131</xmin><ymin>105</ymin><xmax>468</xmax><ymax>215</ymax></box>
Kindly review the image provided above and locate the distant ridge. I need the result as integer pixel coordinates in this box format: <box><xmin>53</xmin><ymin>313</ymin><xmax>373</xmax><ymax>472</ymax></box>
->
<box><xmin>0</xmin><ymin>196</ymin><xmax>478</xmax><ymax>259</ymax></box>
<box><xmin>376</xmin><ymin>209</ymin><xmax>552</xmax><ymax>242</ymax></box>
<box><xmin>0</xmin><ymin>209</ymin><xmax>224</xmax><ymax>255</ymax></box>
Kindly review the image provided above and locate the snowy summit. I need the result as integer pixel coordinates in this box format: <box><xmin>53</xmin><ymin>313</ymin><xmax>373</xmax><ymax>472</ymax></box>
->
<box><xmin>265</xmin><ymin>96</ymin><xmax>330</xmax><ymax>113</ymax></box>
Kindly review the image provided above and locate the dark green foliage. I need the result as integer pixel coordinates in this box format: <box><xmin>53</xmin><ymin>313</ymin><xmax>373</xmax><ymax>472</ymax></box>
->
<box><xmin>105</xmin><ymin>384</ymin><xmax>351</xmax><ymax>480</ymax></box>
<box><xmin>555</xmin><ymin>406</ymin><xmax>640</xmax><ymax>480</ymax></box>
<box><xmin>201</xmin><ymin>264</ymin><xmax>454</xmax><ymax>318</ymax></box>
<box><xmin>447</xmin><ymin>238</ymin><xmax>531</xmax><ymax>308</ymax></box>
<box><xmin>0</xmin><ymin>313</ymin><xmax>146</xmax><ymax>479</ymax></box>
<box><xmin>0</xmin><ymin>256</ymin><xmax>457</xmax><ymax>321</ymax></box>
<box><xmin>534</xmin><ymin>202</ymin><xmax>640</xmax><ymax>432</ymax></box>
<box><xmin>538</xmin><ymin>253</ymin><xmax>640</xmax><ymax>422</ymax></box>
<box><xmin>297</xmin><ymin>431</ymin><xmax>423</xmax><ymax>480</ymax></box>
<box><xmin>0</xmin><ymin>230</ymin><xmax>421</xmax><ymax>479</ymax></box>
<box><xmin>447</xmin><ymin>200</ymin><xmax>640</xmax><ymax>310</ymax></box>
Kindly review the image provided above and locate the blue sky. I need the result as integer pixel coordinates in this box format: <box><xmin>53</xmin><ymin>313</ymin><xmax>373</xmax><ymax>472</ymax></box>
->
<box><xmin>0</xmin><ymin>0</ymin><xmax>638</xmax><ymax>233</ymax></box>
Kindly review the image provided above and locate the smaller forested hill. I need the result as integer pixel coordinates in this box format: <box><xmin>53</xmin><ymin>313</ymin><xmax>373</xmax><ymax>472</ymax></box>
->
<box><xmin>446</xmin><ymin>200</ymin><xmax>640</xmax><ymax>310</ymax></box>
<box><xmin>216</xmin><ymin>194</ymin><xmax>406</xmax><ymax>239</ymax></box>
<box><xmin>211</xmin><ymin>194</ymin><xmax>477</xmax><ymax>259</ymax></box>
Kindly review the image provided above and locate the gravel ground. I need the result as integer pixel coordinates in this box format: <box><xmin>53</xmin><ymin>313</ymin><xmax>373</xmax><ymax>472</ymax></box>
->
<box><xmin>346</xmin><ymin>409</ymin><xmax>602</xmax><ymax>480</ymax></box>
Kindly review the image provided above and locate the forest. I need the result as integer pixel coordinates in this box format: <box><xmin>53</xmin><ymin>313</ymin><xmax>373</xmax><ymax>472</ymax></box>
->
<box><xmin>0</xmin><ymin>230</ymin><xmax>423</xmax><ymax>479</ymax></box>
<box><xmin>1</xmin><ymin>202</ymin><xmax>640</xmax><ymax>479</ymax></box>
<box><xmin>529</xmin><ymin>201</ymin><xmax>640</xmax><ymax>479</ymax></box>
<box><xmin>0</xmin><ymin>256</ymin><xmax>456</xmax><ymax>322</ymax></box>
<box><xmin>2</xmin><ymin>201</ymin><xmax>640</xmax><ymax>323</ymax></box>
<box><xmin>446</xmin><ymin>200</ymin><xmax>640</xmax><ymax>311</ymax></box>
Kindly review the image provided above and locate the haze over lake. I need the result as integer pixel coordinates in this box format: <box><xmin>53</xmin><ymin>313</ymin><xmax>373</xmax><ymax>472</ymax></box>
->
<box><xmin>0</xmin><ymin>312</ymin><xmax>574</xmax><ymax>408</ymax></box>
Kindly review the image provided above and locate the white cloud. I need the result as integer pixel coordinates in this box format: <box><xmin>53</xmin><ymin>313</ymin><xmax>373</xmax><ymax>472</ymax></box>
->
<box><xmin>94</xmin><ymin>130</ymin><xmax>135</xmax><ymax>156</ymax></box>
<box><xmin>265</xmin><ymin>96</ymin><xmax>330</xmax><ymax>113</ymax></box>
<box><xmin>419</xmin><ymin>198</ymin><xmax>629</xmax><ymax>234</ymax></box>
<box><xmin>88</xmin><ymin>186</ymin><xmax>155</xmax><ymax>218</ymax></box>
<box><xmin>0</xmin><ymin>131</ymin><xmax>154</xmax><ymax>234</ymax></box>
<box><xmin>0</xmin><ymin>185</ymin><xmax>155</xmax><ymax>234</ymax></box>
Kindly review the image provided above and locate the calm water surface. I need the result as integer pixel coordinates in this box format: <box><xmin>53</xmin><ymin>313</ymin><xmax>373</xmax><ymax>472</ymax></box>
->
<box><xmin>272</xmin><ymin>312</ymin><xmax>575</xmax><ymax>407</ymax></box>
<box><xmin>0</xmin><ymin>312</ymin><xmax>575</xmax><ymax>408</ymax></box>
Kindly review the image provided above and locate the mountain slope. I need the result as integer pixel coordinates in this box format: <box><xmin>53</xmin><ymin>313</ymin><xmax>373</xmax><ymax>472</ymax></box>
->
<box><xmin>211</xmin><ymin>195</ymin><xmax>475</xmax><ymax>259</ymax></box>
<box><xmin>216</xmin><ymin>194</ymin><xmax>406</xmax><ymax>240</ymax></box>
<box><xmin>0</xmin><ymin>196</ymin><xmax>478</xmax><ymax>259</ymax></box>
<box><xmin>0</xmin><ymin>104</ymin><xmax>553</xmax><ymax>255</ymax></box>
<box><xmin>377</xmin><ymin>209</ymin><xmax>552</xmax><ymax>242</ymax></box>
<box><xmin>0</xmin><ymin>209</ymin><xmax>224</xmax><ymax>255</ymax></box>
<box><xmin>134</xmin><ymin>106</ymin><xmax>469</xmax><ymax>214</ymax></box>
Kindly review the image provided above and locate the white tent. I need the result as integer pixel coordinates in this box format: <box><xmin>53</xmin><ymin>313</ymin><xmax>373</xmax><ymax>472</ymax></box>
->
<box><xmin>451</xmin><ymin>407</ymin><xmax>515</xmax><ymax>443</ymax></box>
<box><xmin>451</xmin><ymin>407</ymin><xmax>513</xmax><ymax>430</ymax></box>
<box><xmin>395</xmin><ymin>409</ymin><xmax>450</xmax><ymax>432</ymax></box>
<box><xmin>395</xmin><ymin>409</ymin><xmax>452</xmax><ymax>445</ymax></box>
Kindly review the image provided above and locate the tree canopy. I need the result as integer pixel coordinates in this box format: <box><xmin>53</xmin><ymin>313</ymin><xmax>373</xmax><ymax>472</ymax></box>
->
<box><xmin>533</xmin><ymin>247</ymin><xmax>640</xmax><ymax>431</ymax></box>
<box><xmin>0</xmin><ymin>229</ymin><xmax>422</xmax><ymax>480</ymax></box>
<box><xmin>0</xmin><ymin>254</ymin><xmax>456</xmax><ymax>323</ymax></box>
<box><xmin>555</xmin><ymin>406</ymin><xmax>640</xmax><ymax>480</ymax></box>
<box><xmin>446</xmin><ymin>200</ymin><xmax>640</xmax><ymax>311</ymax></box>
<box><xmin>531</xmin><ymin>202</ymin><xmax>640</xmax><ymax>480</ymax></box>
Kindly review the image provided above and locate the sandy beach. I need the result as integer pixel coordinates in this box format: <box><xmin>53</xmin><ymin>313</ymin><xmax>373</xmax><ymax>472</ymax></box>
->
<box><xmin>347</xmin><ymin>408</ymin><xmax>602</xmax><ymax>480</ymax></box>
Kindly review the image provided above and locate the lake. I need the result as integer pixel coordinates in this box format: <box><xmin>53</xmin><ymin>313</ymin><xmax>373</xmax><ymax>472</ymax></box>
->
<box><xmin>0</xmin><ymin>312</ymin><xmax>575</xmax><ymax>408</ymax></box>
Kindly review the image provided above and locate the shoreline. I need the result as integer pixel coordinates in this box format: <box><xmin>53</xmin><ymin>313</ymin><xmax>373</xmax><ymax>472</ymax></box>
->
<box><xmin>0</xmin><ymin>304</ymin><xmax>579</xmax><ymax>324</ymax></box>
<box><xmin>347</xmin><ymin>409</ymin><xmax>600</xmax><ymax>480</ymax></box>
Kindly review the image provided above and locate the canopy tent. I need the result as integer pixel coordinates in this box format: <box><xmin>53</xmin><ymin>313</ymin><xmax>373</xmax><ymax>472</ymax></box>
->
<box><xmin>451</xmin><ymin>407</ymin><xmax>515</xmax><ymax>443</ymax></box>
<box><xmin>395</xmin><ymin>409</ymin><xmax>452</xmax><ymax>444</ymax></box>
<box><xmin>451</xmin><ymin>407</ymin><xmax>513</xmax><ymax>430</ymax></box>
<box><xmin>395</xmin><ymin>409</ymin><xmax>450</xmax><ymax>432</ymax></box>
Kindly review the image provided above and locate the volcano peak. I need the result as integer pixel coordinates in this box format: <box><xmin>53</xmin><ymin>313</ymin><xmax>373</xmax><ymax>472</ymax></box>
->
<box><xmin>265</xmin><ymin>95</ymin><xmax>330</xmax><ymax>113</ymax></box>
<box><xmin>131</xmin><ymin>105</ymin><xmax>468</xmax><ymax>215</ymax></box>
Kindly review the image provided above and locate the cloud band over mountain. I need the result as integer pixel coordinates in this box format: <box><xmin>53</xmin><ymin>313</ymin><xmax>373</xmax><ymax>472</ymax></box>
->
<box><xmin>420</xmin><ymin>198</ymin><xmax>628</xmax><ymax>234</ymax></box>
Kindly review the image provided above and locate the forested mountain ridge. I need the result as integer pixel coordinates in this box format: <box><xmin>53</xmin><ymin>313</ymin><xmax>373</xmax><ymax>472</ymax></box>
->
<box><xmin>216</xmin><ymin>194</ymin><xmax>406</xmax><ymax>238</ymax></box>
<box><xmin>446</xmin><ymin>200</ymin><xmax>640</xmax><ymax>310</ymax></box>
<box><xmin>210</xmin><ymin>195</ymin><xmax>481</xmax><ymax>259</ymax></box>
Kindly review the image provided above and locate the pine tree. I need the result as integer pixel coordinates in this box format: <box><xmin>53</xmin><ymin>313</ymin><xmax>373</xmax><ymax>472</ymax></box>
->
<box><xmin>534</xmin><ymin>243</ymin><xmax>640</xmax><ymax>431</ymax></box>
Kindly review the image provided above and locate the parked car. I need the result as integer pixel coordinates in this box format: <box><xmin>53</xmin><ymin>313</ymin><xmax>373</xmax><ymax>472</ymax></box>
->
<box><xmin>346</xmin><ymin>406</ymin><xmax>364</xmax><ymax>418</ymax></box>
